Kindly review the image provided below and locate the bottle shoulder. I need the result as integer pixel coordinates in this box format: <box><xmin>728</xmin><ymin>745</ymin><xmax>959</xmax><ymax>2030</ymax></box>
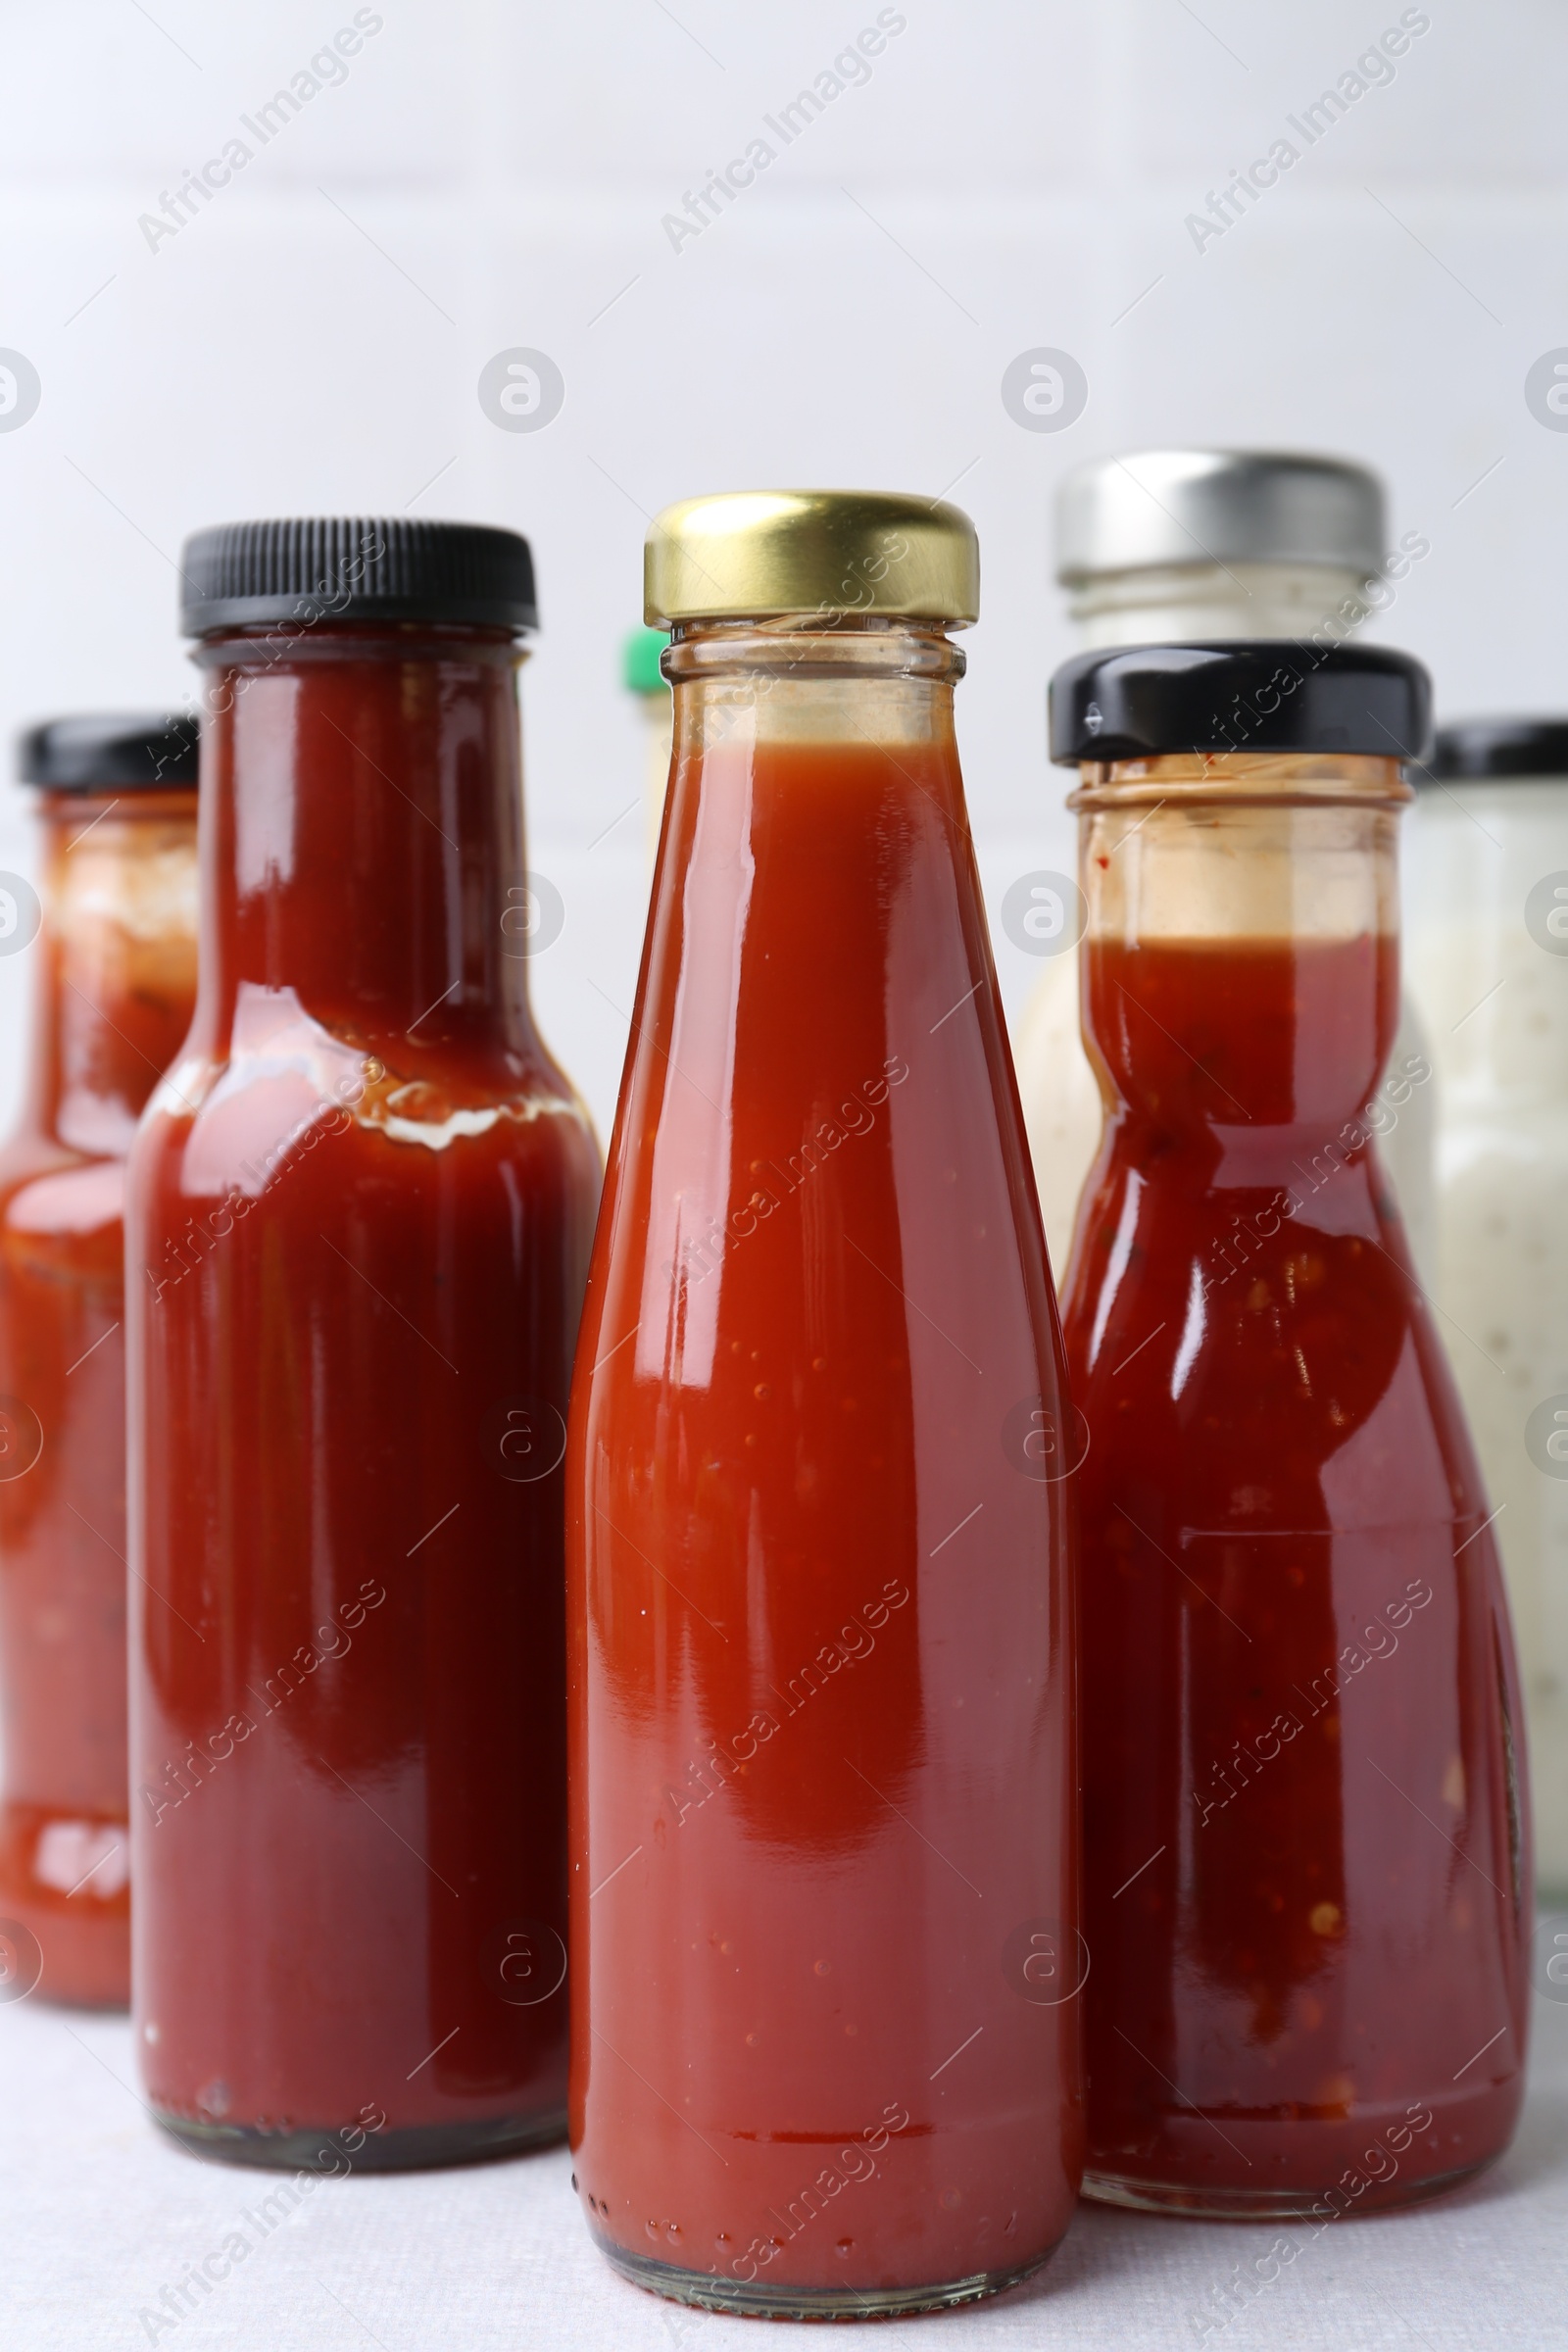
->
<box><xmin>1066</xmin><ymin>1150</ymin><xmax>1485</xmax><ymax>1531</ymax></box>
<box><xmin>0</xmin><ymin>1130</ymin><xmax>125</xmax><ymax>1249</ymax></box>
<box><xmin>0</xmin><ymin>1126</ymin><xmax>84</xmax><ymax>1196</ymax></box>
<box><xmin>131</xmin><ymin>1032</ymin><xmax>600</xmax><ymax>1206</ymax></box>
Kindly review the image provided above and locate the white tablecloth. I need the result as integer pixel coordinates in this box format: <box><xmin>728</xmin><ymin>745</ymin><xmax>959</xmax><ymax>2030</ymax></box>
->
<box><xmin>5</xmin><ymin>1991</ymin><xmax>1563</xmax><ymax>2348</ymax></box>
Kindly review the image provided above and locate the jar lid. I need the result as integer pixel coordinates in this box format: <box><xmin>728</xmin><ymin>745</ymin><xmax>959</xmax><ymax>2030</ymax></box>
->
<box><xmin>644</xmin><ymin>490</ymin><xmax>979</xmax><ymax>626</ymax></box>
<box><xmin>18</xmin><ymin>711</ymin><xmax>200</xmax><ymax>791</ymax></box>
<box><xmin>1049</xmin><ymin>641</ymin><xmax>1432</xmax><ymax>764</ymax></box>
<box><xmin>1424</xmin><ymin>717</ymin><xmax>1568</xmax><ymax>781</ymax></box>
<box><xmin>622</xmin><ymin>624</ymin><xmax>669</xmax><ymax>695</ymax></box>
<box><xmin>1055</xmin><ymin>449</ymin><xmax>1385</xmax><ymax>584</ymax></box>
<box><xmin>179</xmin><ymin>518</ymin><xmax>537</xmax><ymax>636</ymax></box>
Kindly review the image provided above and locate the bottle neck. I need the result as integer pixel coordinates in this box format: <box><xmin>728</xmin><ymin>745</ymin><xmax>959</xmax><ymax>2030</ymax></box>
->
<box><xmin>631</xmin><ymin>618</ymin><xmax>980</xmax><ymax>1389</ymax></box>
<box><xmin>1066</xmin><ymin>560</ymin><xmax>1375</xmax><ymax>650</ymax></box>
<box><xmin>24</xmin><ymin>793</ymin><xmax>198</xmax><ymax>1157</ymax></box>
<box><xmin>665</xmin><ymin>613</ymin><xmax>964</xmax><ymax>757</ymax></box>
<box><xmin>1074</xmin><ymin>753</ymin><xmax>1408</xmax><ymax>1136</ymax></box>
<box><xmin>191</xmin><ymin>624</ymin><xmax>539</xmax><ymax>1065</ymax></box>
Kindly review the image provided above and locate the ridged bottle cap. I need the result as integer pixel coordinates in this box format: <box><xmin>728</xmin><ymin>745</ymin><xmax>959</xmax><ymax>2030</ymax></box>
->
<box><xmin>1055</xmin><ymin>450</ymin><xmax>1385</xmax><ymax>583</ymax></box>
<box><xmin>18</xmin><ymin>711</ymin><xmax>200</xmax><ymax>791</ymax></box>
<box><xmin>645</xmin><ymin>490</ymin><xmax>979</xmax><ymax>626</ymax></box>
<box><xmin>1049</xmin><ymin>641</ymin><xmax>1432</xmax><ymax>763</ymax></box>
<box><xmin>179</xmin><ymin>518</ymin><xmax>537</xmax><ymax>636</ymax></box>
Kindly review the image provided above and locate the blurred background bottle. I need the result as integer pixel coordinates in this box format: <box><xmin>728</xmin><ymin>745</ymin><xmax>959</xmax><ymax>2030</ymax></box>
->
<box><xmin>1406</xmin><ymin>719</ymin><xmax>1568</xmax><ymax>1896</ymax></box>
<box><xmin>0</xmin><ymin>714</ymin><xmax>198</xmax><ymax>2008</ymax></box>
<box><xmin>1011</xmin><ymin>448</ymin><xmax>1436</xmax><ymax>1282</ymax></box>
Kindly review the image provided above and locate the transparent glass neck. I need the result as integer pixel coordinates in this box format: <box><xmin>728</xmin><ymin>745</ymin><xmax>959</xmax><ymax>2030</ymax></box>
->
<box><xmin>665</xmin><ymin>615</ymin><xmax>964</xmax><ymax>757</ymax></box>
<box><xmin>1071</xmin><ymin>753</ymin><xmax>1407</xmax><ymax>945</ymax></box>
<box><xmin>1065</xmin><ymin>562</ymin><xmax>1374</xmax><ymax>650</ymax></box>
<box><xmin>1073</xmin><ymin>753</ymin><xmax>1409</xmax><ymax>1135</ymax></box>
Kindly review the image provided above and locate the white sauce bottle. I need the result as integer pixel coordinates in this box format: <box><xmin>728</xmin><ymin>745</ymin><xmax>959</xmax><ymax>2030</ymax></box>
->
<box><xmin>1406</xmin><ymin>719</ymin><xmax>1568</xmax><ymax>1893</ymax></box>
<box><xmin>1013</xmin><ymin>447</ymin><xmax>1437</xmax><ymax>1281</ymax></box>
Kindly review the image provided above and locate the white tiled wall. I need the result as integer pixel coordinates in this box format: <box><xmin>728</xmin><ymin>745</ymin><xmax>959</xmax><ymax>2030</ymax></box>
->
<box><xmin>0</xmin><ymin>0</ymin><xmax>1562</xmax><ymax>1139</ymax></box>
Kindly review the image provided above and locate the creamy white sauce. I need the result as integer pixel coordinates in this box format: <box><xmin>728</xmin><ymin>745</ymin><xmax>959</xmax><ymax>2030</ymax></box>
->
<box><xmin>1407</xmin><ymin>775</ymin><xmax>1568</xmax><ymax>1892</ymax></box>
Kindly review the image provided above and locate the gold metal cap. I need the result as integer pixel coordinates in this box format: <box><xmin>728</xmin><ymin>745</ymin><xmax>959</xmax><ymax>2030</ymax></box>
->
<box><xmin>645</xmin><ymin>490</ymin><xmax>980</xmax><ymax>626</ymax></box>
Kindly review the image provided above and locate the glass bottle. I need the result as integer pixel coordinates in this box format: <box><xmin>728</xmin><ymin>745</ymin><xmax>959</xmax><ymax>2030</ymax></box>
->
<box><xmin>1055</xmin><ymin>641</ymin><xmax>1530</xmax><ymax>2217</ymax></box>
<box><xmin>1012</xmin><ymin>449</ymin><xmax>1437</xmax><ymax>1282</ymax></box>
<box><xmin>1406</xmin><ymin>719</ymin><xmax>1568</xmax><ymax>1896</ymax></box>
<box><xmin>0</xmin><ymin>716</ymin><xmax>197</xmax><ymax>2009</ymax></box>
<box><xmin>567</xmin><ymin>492</ymin><xmax>1082</xmax><ymax>2319</ymax></box>
<box><xmin>126</xmin><ymin>519</ymin><xmax>600</xmax><ymax>2167</ymax></box>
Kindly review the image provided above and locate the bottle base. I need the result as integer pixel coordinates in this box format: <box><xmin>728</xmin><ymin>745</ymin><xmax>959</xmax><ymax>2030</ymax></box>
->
<box><xmin>0</xmin><ymin>1802</ymin><xmax>129</xmax><ymax>2010</ymax></box>
<box><xmin>592</xmin><ymin>2234</ymin><xmax>1058</xmax><ymax>2321</ymax></box>
<box><xmin>155</xmin><ymin>2106</ymin><xmax>566</xmax><ymax>2174</ymax></box>
<box><xmin>1081</xmin><ymin>2155</ymin><xmax>1494</xmax><ymax>2221</ymax></box>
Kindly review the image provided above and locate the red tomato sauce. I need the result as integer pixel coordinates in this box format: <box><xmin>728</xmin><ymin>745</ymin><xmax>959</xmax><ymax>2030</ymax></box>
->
<box><xmin>0</xmin><ymin>794</ymin><xmax>196</xmax><ymax>2007</ymax></box>
<box><xmin>568</xmin><ymin>728</ymin><xmax>1080</xmax><ymax>2306</ymax></box>
<box><xmin>1064</xmin><ymin>932</ymin><xmax>1529</xmax><ymax>2212</ymax></box>
<box><xmin>127</xmin><ymin>633</ymin><xmax>599</xmax><ymax>2158</ymax></box>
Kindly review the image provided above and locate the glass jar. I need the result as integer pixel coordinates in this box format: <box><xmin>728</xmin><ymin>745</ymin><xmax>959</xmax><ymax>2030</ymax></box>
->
<box><xmin>126</xmin><ymin>519</ymin><xmax>600</xmax><ymax>2167</ymax></box>
<box><xmin>1054</xmin><ymin>642</ymin><xmax>1530</xmax><ymax>2218</ymax></box>
<box><xmin>568</xmin><ymin>492</ymin><xmax>1082</xmax><ymax>2318</ymax></box>
<box><xmin>1013</xmin><ymin>448</ymin><xmax>1436</xmax><ymax>1281</ymax></box>
<box><xmin>0</xmin><ymin>716</ymin><xmax>198</xmax><ymax>2009</ymax></box>
<box><xmin>1406</xmin><ymin>719</ymin><xmax>1568</xmax><ymax>1896</ymax></box>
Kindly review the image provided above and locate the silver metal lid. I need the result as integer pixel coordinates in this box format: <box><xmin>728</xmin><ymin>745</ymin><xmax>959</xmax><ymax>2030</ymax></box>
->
<box><xmin>1054</xmin><ymin>449</ymin><xmax>1386</xmax><ymax>584</ymax></box>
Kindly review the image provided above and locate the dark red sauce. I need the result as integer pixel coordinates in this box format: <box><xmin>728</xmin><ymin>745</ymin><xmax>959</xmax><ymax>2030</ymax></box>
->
<box><xmin>127</xmin><ymin>627</ymin><xmax>599</xmax><ymax>2161</ymax></box>
<box><xmin>1064</xmin><ymin>932</ymin><xmax>1529</xmax><ymax>2212</ymax></box>
<box><xmin>569</xmin><ymin>716</ymin><xmax>1081</xmax><ymax>2309</ymax></box>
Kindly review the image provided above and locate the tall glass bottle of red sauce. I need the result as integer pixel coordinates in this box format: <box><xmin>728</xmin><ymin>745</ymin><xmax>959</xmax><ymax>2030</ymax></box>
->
<box><xmin>567</xmin><ymin>492</ymin><xmax>1082</xmax><ymax>2318</ymax></box>
<box><xmin>1053</xmin><ymin>642</ymin><xmax>1531</xmax><ymax>2217</ymax></box>
<box><xmin>126</xmin><ymin>520</ymin><xmax>600</xmax><ymax>2168</ymax></box>
<box><xmin>0</xmin><ymin>716</ymin><xmax>198</xmax><ymax>2010</ymax></box>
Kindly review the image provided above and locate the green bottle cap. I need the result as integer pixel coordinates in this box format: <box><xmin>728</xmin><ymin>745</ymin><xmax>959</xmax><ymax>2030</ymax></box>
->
<box><xmin>622</xmin><ymin>624</ymin><xmax>669</xmax><ymax>696</ymax></box>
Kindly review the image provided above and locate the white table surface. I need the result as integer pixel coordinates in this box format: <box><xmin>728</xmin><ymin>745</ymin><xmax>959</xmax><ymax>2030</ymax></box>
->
<box><xmin>6</xmin><ymin>1987</ymin><xmax>1564</xmax><ymax>2350</ymax></box>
